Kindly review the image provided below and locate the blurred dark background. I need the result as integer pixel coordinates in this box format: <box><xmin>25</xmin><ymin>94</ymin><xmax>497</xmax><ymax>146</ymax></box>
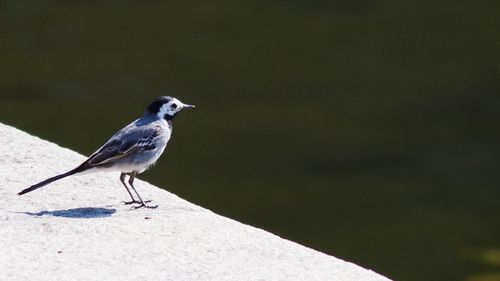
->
<box><xmin>1</xmin><ymin>1</ymin><xmax>500</xmax><ymax>280</ymax></box>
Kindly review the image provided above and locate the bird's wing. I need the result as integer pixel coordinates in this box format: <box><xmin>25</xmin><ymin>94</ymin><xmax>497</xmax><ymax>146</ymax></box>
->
<box><xmin>85</xmin><ymin>123</ymin><xmax>161</xmax><ymax>167</ymax></box>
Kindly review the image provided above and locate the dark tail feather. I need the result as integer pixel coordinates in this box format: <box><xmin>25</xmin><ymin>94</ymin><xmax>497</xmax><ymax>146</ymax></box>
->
<box><xmin>18</xmin><ymin>165</ymin><xmax>88</xmax><ymax>196</ymax></box>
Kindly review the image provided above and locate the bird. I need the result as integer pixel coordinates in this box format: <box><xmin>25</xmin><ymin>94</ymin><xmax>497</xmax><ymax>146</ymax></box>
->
<box><xmin>18</xmin><ymin>96</ymin><xmax>195</xmax><ymax>209</ymax></box>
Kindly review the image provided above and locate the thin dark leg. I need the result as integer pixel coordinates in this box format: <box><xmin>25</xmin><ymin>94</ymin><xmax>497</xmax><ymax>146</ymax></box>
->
<box><xmin>120</xmin><ymin>173</ymin><xmax>141</xmax><ymax>205</ymax></box>
<box><xmin>128</xmin><ymin>172</ymin><xmax>158</xmax><ymax>209</ymax></box>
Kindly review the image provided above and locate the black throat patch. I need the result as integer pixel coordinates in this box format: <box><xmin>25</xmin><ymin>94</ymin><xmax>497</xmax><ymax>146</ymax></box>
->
<box><xmin>164</xmin><ymin>113</ymin><xmax>175</xmax><ymax>121</ymax></box>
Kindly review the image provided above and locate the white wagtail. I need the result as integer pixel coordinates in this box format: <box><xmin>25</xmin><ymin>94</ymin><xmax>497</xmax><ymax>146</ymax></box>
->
<box><xmin>18</xmin><ymin>96</ymin><xmax>195</xmax><ymax>209</ymax></box>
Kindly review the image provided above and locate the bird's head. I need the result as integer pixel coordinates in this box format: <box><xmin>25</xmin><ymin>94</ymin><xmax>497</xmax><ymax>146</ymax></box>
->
<box><xmin>146</xmin><ymin>96</ymin><xmax>195</xmax><ymax>120</ymax></box>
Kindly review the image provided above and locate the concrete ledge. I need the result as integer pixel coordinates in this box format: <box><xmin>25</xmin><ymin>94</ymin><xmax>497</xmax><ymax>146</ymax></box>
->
<box><xmin>0</xmin><ymin>122</ymin><xmax>390</xmax><ymax>281</ymax></box>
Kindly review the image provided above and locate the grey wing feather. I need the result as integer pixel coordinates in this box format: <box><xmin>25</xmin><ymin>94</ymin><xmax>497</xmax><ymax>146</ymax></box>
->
<box><xmin>86</xmin><ymin>122</ymin><xmax>161</xmax><ymax>167</ymax></box>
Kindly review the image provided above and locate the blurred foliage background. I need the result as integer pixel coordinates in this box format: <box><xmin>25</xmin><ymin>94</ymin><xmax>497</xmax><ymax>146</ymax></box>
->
<box><xmin>1</xmin><ymin>1</ymin><xmax>500</xmax><ymax>280</ymax></box>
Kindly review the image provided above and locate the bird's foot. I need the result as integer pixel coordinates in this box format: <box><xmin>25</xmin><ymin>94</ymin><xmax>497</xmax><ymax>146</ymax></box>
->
<box><xmin>122</xmin><ymin>200</ymin><xmax>152</xmax><ymax>205</ymax></box>
<box><xmin>133</xmin><ymin>203</ymin><xmax>158</xmax><ymax>209</ymax></box>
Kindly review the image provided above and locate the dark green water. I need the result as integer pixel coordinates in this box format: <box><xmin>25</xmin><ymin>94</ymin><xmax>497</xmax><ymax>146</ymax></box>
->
<box><xmin>1</xmin><ymin>1</ymin><xmax>500</xmax><ymax>280</ymax></box>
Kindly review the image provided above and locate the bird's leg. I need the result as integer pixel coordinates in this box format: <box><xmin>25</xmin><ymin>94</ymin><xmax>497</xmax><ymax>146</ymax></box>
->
<box><xmin>128</xmin><ymin>172</ymin><xmax>158</xmax><ymax>209</ymax></box>
<box><xmin>120</xmin><ymin>173</ymin><xmax>142</xmax><ymax>205</ymax></box>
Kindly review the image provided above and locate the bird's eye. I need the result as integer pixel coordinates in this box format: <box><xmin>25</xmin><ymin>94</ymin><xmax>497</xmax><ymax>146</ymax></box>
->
<box><xmin>171</xmin><ymin>104</ymin><xmax>178</xmax><ymax>109</ymax></box>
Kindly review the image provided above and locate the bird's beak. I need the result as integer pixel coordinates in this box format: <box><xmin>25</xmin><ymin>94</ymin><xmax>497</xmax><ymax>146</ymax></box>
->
<box><xmin>182</xmin><ymin>104</ymin><xmax>195</xmax><ymax>109</ymax></box>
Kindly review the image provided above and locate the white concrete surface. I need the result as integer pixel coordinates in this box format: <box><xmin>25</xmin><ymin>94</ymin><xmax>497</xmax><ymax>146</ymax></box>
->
<box><xmin>0</xmin><ymin>122</ymin><xmax>391</xmax><ymax>281</ymax></box>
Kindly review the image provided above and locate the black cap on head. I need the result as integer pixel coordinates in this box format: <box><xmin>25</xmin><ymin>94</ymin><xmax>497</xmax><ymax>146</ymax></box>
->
<box><xmin>146</xmin><ymin>96</ymin><xmax>172</xmax><ymax>114</ymax></box>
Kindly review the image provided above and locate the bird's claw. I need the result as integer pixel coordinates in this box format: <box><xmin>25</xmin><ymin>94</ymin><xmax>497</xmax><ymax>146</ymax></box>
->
<box><xmin>122</xmin><ymin>200</ymin><xmax>152</xmax><ymax>205</ymax></box>
<box><xmin>133</xmin><ymin>203</ymin><xmax>158</xmax><ymax>209</ymax></box>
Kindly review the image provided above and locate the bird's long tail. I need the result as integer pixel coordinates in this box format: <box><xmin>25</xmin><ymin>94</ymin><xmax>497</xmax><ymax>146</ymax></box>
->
<box><xmin>18</xmin><ymin>165</ymin><xmax>87</xmax><ymax>196</ymax></box>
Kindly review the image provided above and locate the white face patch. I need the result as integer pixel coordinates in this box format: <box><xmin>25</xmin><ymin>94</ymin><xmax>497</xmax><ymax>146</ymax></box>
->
<box><xmin>157</xmin><ymin>98</ymin><xmax>183</xmax><ymax>119</ymax></box>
